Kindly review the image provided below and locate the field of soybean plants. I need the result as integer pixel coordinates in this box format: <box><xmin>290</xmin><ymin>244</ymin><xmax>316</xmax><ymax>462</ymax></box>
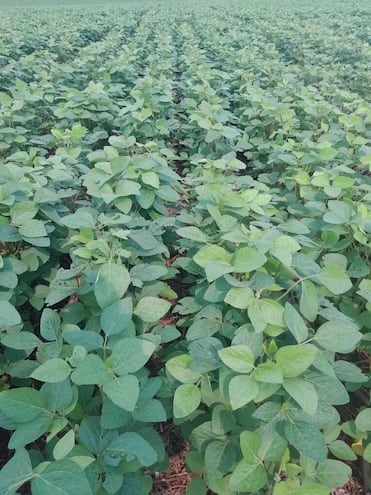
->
<box><xmin>0</xmin><ymin>0</ymin><xmax>370</xmax><ymax>494</ymax></box>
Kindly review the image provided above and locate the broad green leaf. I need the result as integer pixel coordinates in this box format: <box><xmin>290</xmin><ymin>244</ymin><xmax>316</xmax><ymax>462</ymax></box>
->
<box><xmin>0</xmin><ymin>300</ymin><xmax>21</xmax><ymax>327</ymax></box>
<box><xmin>355</xmin><ymin>408</ymin><xmax>371</xmax><ymax>432</ymax></box>
<box><xmin>333</xmin><ymin>360</ymin><xmax>368</xmax><ymax>383</ymax></box>
<box><xmin>317</xmin><ymin>265</ymin><xmax>352</xmax><ymax>295</ymax></box>
<box><xmin>134</xmin><ymin>297</ymin><xmax>171</xmax><ymax>323</ymax></box>
<box><xmin>240</xmin><ymin>431</ymin><xmax>261</xmax><ymax>462</ymax></box>
<box><xmin>104</xmin><ymin>432</ymin><xmax>157</xmax><ymax>467</ymax></box>
<box><xmin>9</xmin><ymin>415</ymin><xmax>53</xmax><ymax>449</ymax></box>
<box><xmin>253</xmin><ymin>362</ymin><xmax>283</xmax><ymax>384</ymax></box>
<box><xmin>278</xmin><ymin>420</ymin><xmax>327</xmax><ymax>462</ymax></box>
<box><xmin>193</xmin><ymin>246</ymin><xmax>233</xmax><ymax>282</ymax></box>
<box><xmin>142</xmin><ymin>172</ymin><xmax>159</xmax><ymax>189</ymax></box>
<box><xmin>259</xmin><ymin>299</ymin><xmax>284</xmax><ymax>326</ymax></box>
<box><xmin>187</xmin><ymin>477</ymin><xmax>207</xmax><ymax>495</ymax></box>
<box><xmin>329</xmin><ymin>440</ymin><xmax>357</xmax><ymax>461</ymax></box>
<box><xmin>323</xmin><ymin>200</ymin><xmax>352</xmax><ymax>224</ymax></box>
<box><xmin>204</xmin><ymin>440</ymin><xmax>236</xmax><ymax>478</ymax></box>
<box><xmin>173</xmin><ymin>384</ymin><xmax>201</xmax><ymax>418</ymax></box>
<box><xmin>100</xmin><ymin>298</ymin><xmax>133</xmax><ymax>336</ymax></box>
<box><xmin>300</xmin><ymin>280</ymin><xmax>318</xmax><ymax>322</ymax></box>
<box><xmin>177</xmin><ymin>226</ymin><xmax>208</xmax><ymax>242</ymax></box>
<box><xmin>94</xmin><ymin>263</ymin><xmax>130</xmax><ymax>309</ymax></box>
<box><xmin>0</xmin><ymin>448</ymin><xmax>32</xmax><ymax>495</ymax></box>
<box><xmin>53</xmin><ymin>430</ymin><xmax>75</xmax><ymax>460</ymax></box>
<box><xmin>0</xmin><ymin>388</ymin><xmax>51</xmax><ymax>423</ymax></box>
<box><xmin>284</xmin><ymin>303</ymin><xmax>308</xmax><ymax>343</ymax></box>
<box><xmin>103</xmin><ymin>375</ymin><xmax>140</xmax><ymax>412</ymax></box>
<box><xmin>1</xmin><ymin>331</ymin><xmax>41</xmax><ymax>350</ymax></box>
<box><xmin>224</xmin><ymin>287</ymin><xmax>255</xmax><ymax>309</ymax></box>
<box><xmin>186</xmin><ymin>319</ymin><xmax>221</xmax><ymax>340</ymax></box>
<box><xmin>229</xmin><ymin>375</ymin><xmax>259</xmax><ymax>410</ymax></box>
<box><xmin>71</xmin><ymin>354</ymin><xmax>111</xmax><ymax>385</ymax></box>
<box><xmin>211</xmin><ymin>404</ymin><xmax>236</xmax><ymax>434</ymax></box>
<box><xmin>218</xmin><ymin>345</ymin><xmax>255</xmax><ymax>373</ymax></box>
<box><xmin>133</xmin><ymin>398</ymin><xmax>166</xmax><ymax>422</ymax></box>
<box><xmin>31</xmin><ymin>460</ymin><xmax>92</xmax><ymax>495</ymax></box>
<box><xmin>232</xmin><ymin>247</ymin><xmax>266</xmax><ymax>273</ymax></box>
<box><xmin>166</xmin><ymin>355</ymin><xmax>201</xmax><ymax>384</ymax></box>
<box><xmin>314</xmin><ymin>322</ymin><xmax>362</xmax><ymax>353</ymax></box>
<box><xmin>61</xmin><ymin>209</ymin><xmax>96</xmax><ymax>229</ymax></box>
<box><xmin>111</xmin><ymin>338</ymin><xmax>155</xmax><ymax>375</ymax></box>
<box><xmin>40</xmin><ymin>308</ymin><xmax>60</xmax><ymax>340</ymax></box>
<box><xmin>283</xmin><ymin>378</ymin><xmax>318</xmax><ymax>416</ymax></box>
<box><xmin>276</xmin><ymin>344</ymin><xmax>317</xmax><ymax>377</ymax></box>
<box><xmin>229</xmin><ymin>460</ymin><xmax>267</xmax><ymax>493</ymax></box>
<box><xmin>316</xmin><ymin>459</ymin><xmax>352</xmax><ymax>488</ymax></box>
<box><xmin>364</xmin><ymin>443</ymin><xmax>371</xmax><ymax>463</ymax></box>
<box><xmin>31</xmin><ymin>359</ymin><xmax>71</xmax><ymax>383</ymax></box>
<box><xmin>19</xmin><ymin>219</ymin><xmax>47</xmax><ymax>237</ymax></box>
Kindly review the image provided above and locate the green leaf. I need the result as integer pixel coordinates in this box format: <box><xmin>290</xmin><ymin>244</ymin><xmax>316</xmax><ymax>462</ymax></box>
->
<box><xmin>363</xmin><ymin>443</ymin><xmax>371</xmax><ymax>463</ymax></box>
<box><xmin>240</xmin><ymin>431</ymin><xmax>261</xmax><ymax>462</ymax></box>
<box><xmin>218</xmin><ymin>345</ymin><xmax>255</xmax><ymax>373</ymax></box>
<box><xmin>100</xmin><ymin>298</ymin><xmax>133</xmax><ymax>336</ymax></box>
<box><xmin>133</xmin><ymin>399</ymin><xmax>167</xmax><ymax>422</ymax></box>
<box><xmin>229</xmin><ymin>460</ymin><xmax>267</xmax><ymax>493</ymax></box>
<box><xmin>134</xmin><ymin>297</ymin><xmax>171</xmax><ymax>323</ymax></box>
<box><xmin>173</xmin><ymin>384</ymin><xmax>201</xmax><ymax>418</ymax></box>
<box><xmin>104</xmin><ymin>432</ymin><xmax>157</xmax><ymax>467</ymax></box>
<box><xmin>229</xmin><ymin>375</ymin><xmax>259</xmax><ymax>410</ymax></box>
<box><xmin>177</xmin><ymin>226</ymin><xmax>208</xmax><ymax>242</ymax></box>
<box><xmin>317</xmin><ymin>265</ymin><xmax>352</xmax><ymax>295</ymax></box>
<box><xmin>1</xmin><ymin>331</ymin><xmax>41</xmax><ymax>350</ymax></box>
<box><xmin>193</xmin><ymin>246</ymin><xmax>233</xmax><ymax>282</ymax></box>
<box><xmin>71</xmin><ymin>354</ymin><xmax>111</xmax><ymax>385</ymax></box>
<box><xmin>187</xmin><ymin>477</ymin><xmax>207</xmax><ymax>495</ymax></box>
<box><xmin>94</xmin><ymin>263</ymin><xmax>130</xmax><ymax>309</ymax></box>
<box><xmin>253</xmin><ymin>362</ymin><xmax>283</xmax><ymax>384</ymax></box>
<box><xmin>333</xmin><ymin>361</ymin><xmax>368</xmax><ymax>383</ymax></box>
<box><xmin>31</xmin><ymin>359</ymin><xmax>71</xmax><ymax>383</ymax></box>
<box><xmin>111</xmin><ymin>338</ymin><xmax>155</xmax><ymax>375</ymax></box>
<box><xmin>224</xmin><ymin>287</ymin><xmax>255</xmax><ymax>309</ymax></box>
<box><xmin>53</xmin><ymin>430</ymin><xmax>75</xmax><ymax>460</ymax></box>
<box><xmin>211</xmin><ymin>404</ymin><xmax>236</xmax><ymax>434</ymax></box>
<box><xmin>19</xmin><ymin>219</ymin><xmax>47</xmax><ymax>238</ymax></box>
<box><xmin>31</xmin><ymin>460</ymin><xmax>92</xmax><ymax>495</ymax></box>
<box><xmin>323</xmin><ymin>200</ymin><xmax>353</xmax><ymax>224</ymax></box>
<box><xmin>276</xmin><ymin>344</ymin><xmax>317</xmax><ymax>377</ymax></box>
<box><xmin>61</xmin><ymin>209</ymin><xmax>96</xmax><ymax>229</ymax></box>
<box><xmin>314</xmin><ymin>322</ymin><xmax>361</xmax><ymax>353</ymax></box>
<box><xmin>316</xmin><ymin>459</ymin><xmax>352</xmax><ymax>488</ymax></box>
<box><xmin>166</xmin><ymin>354</ymin><xmax>201</xmax><ymax>384</ymax></box>
<box><xmin>205</xmin><ymin>440</ymin><xmax>236</xmax><ymax>478</ymax></box>
<box><xmin>142</xmin><ymin>172</ymin><xmax>159</xmax><ymax>189</ymax></box>
<box><xmin>9</xmin><ymin>415</ymin><xmax>53</xmax><ymax>449</ymax></box>
<box><xmin>232</xmin><ymin>247</ymin><xmax>267</xmax><ymax>273</ymax></box>
<box><xmin>278</xmin><ymin>420</ymin><xmax>327</xmax><ymax>462</ymax></box>
<box><xmin>300</xmin><ymin>280</ymin><xmax>318</xmax><ymax>322</ymax></box>
<box><xmin>355</xmin><ymin>408</ymin><xmax>371</xmax><ymax>432</ymax></box>
<box><xmin>283</xmin><ymin>378</ymin><xmax>318</xmax><ymax>416</ymax></box>
<box><xmin>0</xmin><ymin>448</ymin><xmax>33</xmax><ymax>495</ymax></box>
<box><xmin>40</xmin><ymin>308</ymin><xmax>60</xmax><ymax>340</ymax></box>
<box><xmin>284</xmin><ymin>303</ymin><xmax>308</xmax><ymax>343</ymax></box>
<box><xmin>0</xmin><ymin>300</ymin><xmax>21</xmax><ymax>327</ymax></box>
<box><xmin>0</xmin><ymin>388</ymin><xmax>51</xmax><ymax>423</ymax></box>
<box><xmin>103</xmin><ymin>375</ymin><xmax>140</xmax><ymax>412</ymax></box>
<box><xmin>329</xmin><ymin>440</ymin><xmax>357</xmax><ymax>461</ymax></box>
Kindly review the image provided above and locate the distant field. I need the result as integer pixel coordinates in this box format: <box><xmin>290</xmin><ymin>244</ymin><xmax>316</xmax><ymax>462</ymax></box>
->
<box><xmin>0</xmin><ymin>0</ymin><xmax>134</xmax><ymax>7</ymax></box>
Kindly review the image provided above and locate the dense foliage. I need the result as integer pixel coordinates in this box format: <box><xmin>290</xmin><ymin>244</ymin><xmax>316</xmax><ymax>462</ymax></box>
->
<box><xmin>0</xmin><ymin>1</ymin><xmax>370</xmax><ymax>494</ymax></box>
